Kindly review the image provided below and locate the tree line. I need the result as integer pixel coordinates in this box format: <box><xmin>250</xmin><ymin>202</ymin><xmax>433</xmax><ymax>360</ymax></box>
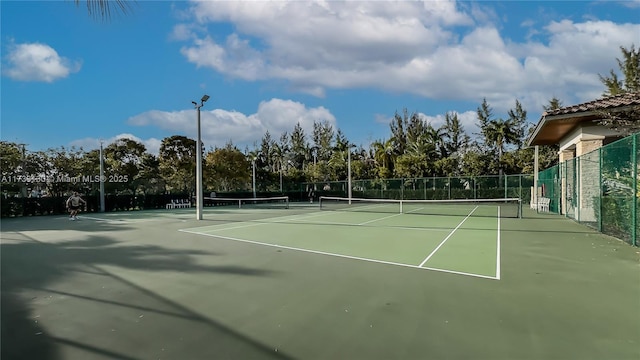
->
<box><xmin>0</xmin><ymin>98</ymin><xmax>559</xmax><ymax>198</ymax></box>
<box><xmin>2</xmin><ymin>45</ymin><xmax>637</xmax><ymax>198</ymax></box>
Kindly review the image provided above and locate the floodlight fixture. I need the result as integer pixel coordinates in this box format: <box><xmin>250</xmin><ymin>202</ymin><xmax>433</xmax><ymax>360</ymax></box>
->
<box><xmin>201</xmin><ymin>94</ymin><xmax>210</xmax><ymax>103</ymax></box>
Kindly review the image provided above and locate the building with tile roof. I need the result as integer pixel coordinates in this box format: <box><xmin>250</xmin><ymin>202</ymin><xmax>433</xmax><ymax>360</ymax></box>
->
<box><xmin>526</xmin><ymin>92</ymin><xmax>640</xmax><ymax>213</ymax></box>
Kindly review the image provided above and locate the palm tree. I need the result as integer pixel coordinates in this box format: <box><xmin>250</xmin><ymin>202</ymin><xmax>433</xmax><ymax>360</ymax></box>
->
<box><xmin>77</xmin><ymin>0</ymin><xmax>134</xmax><ymax>21</ymax></box>
<box><xmin>371</xmin><ymin>138</ymin><xmax>395</xmax><ymax>178</ymax></box>
<box><xmin>484</xmin><ymin>119</ymin><xmax>520</xmax><ymax>176</ymax></box>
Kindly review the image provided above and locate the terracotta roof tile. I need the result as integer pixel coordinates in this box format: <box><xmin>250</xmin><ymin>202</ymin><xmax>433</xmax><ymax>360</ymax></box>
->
<box><xmin>543</xmin><ymin>92</ymin><xmax>640</xmax><ymax>116</ymax></box>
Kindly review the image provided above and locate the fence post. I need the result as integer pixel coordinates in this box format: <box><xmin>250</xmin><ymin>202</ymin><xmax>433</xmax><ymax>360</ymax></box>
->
<box><xmin>504</xmin><ymin>175</ymin><xmax>508</xmax><ymax>199</ymax></box>
<box><xmin>576</xmin><ymin>156</ymin><xmax>580</xmax><ymax>222</ymax></box>
<box><xmin>423</xmin><ymin>178</ymin><xmax>427</xmax><ymax>200</ymax></box>
<box><xmin>633</xmin><ymin>134</ymin><xmax>638</xmax><ymax>246</ymax></box>
<box><xmin>598</xmin><ymin>146</ymin><xmax>603</xmax><ymax>232</ymax></box>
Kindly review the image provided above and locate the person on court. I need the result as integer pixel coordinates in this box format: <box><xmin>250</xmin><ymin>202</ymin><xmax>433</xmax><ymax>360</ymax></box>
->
<box><xmin>66</xmin><ymin>191</ymin><xmax>86</xmax><ymax>220</ymax></box>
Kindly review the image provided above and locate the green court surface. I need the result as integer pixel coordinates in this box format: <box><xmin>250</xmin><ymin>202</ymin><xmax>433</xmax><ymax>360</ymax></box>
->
<box><xmin>1</xmin><ymin>205</ymin><xmax>639</xmax><ymax>360</ymax></box>
<box><xmin>180</xmin><ymin>208</ymin><xmax>501</xmax><ymax>279</ymax></box>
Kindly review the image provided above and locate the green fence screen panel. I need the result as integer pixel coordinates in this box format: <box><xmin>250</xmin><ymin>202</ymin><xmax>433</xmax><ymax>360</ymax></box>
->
<box><xmin>601</xmin><ymin>135</ymin><xmax>636</xmax><ymax>245</ymax></box>
<box><xmin>305</xmin><ymin>174</ymin><xmax>533</xmax><ymax>203</ymax></box>
<box><xmin>538</xmin><ymin>164</ymin><xmax>560</xmax><ymax>213</ymax></box>
<box><xmin>537</xmin><ymin>133</ymin><xmax>639</xmax><ymax>246</ymax></box>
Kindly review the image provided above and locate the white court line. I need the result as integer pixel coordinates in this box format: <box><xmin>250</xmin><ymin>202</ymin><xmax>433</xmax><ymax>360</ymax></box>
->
<box><xmin>286</xmin><ymin>218</ymin><xmax>450</xmax><ymax>232</ymax></box>
<box><xmin>76</xmin><ymin>216</ymin><xmax>126</xmax><ymax>223</ymax></box>
<box><xmin>76</xmin><ymin>215</ymin><xmax>166</xmax><ymax>224</ymax></box>
<box><xmin>357</xmin><ymin>212</ymin><xmax>403</xmax><ymax>225</ymax></box>
<box><xmin>418</xmin><ymin>206</ymin><xmax>478</xmax><ymax>267</ymax></box>
<box><xmin>496</xmin><ymin>207</ymin><xmax>501</xmax><ymax>280</ymax></box>
<box><xmin>177</xmin><ymin>228</ymin><xmax>498</xmax><ymax>280</ymax></box>
<box><xmin>186</xmin><ymin>210</ymin><xmax>338</xmax><ymax>233</ymax></box>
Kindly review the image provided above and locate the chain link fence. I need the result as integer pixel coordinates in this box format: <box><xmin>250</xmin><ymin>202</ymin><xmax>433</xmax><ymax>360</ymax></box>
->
<box><xmin>303</xmin><ymin>174</ymin><xmax>533</xmax><ymax>203</ymax></box>
<box><xmin>537</xmin><ymin>133</ymin><xmax>638</xmax><ymax>246</ymax></box>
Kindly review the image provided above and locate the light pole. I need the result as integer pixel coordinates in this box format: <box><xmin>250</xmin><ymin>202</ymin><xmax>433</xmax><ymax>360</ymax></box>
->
<box><xmin>252</xmin><ymin>156</ymin><xmax>257</xmax><ymax>198</ymax></box>
<box><xmin>99</xmin><ymin>140</ymin><xmax>105</xmax><ymax>212</ymax></box>
<box><xmin>347</xmin><ymin>143</ymin><xmax>356</xmax><ymax>204</ymax></box>
<box><xmin>279</xmin><ymin>160</ymin><xmax>283</xmax><ymax>193</ymax></box>
<box><xmin>18</xmin><ymin>143</ymin><xmax>27</xmax><ymax>198</ymax></box>
<box><xmin>192</xmin><ymin>94</ymin><xmax>210</xmax><ymax>220</ymax></box>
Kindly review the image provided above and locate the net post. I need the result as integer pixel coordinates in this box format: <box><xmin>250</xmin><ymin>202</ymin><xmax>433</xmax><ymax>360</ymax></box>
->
<box><xmin>518</xmin><ymin>198</ymin><xmax>522</xmax><ymax>219</ymax></box>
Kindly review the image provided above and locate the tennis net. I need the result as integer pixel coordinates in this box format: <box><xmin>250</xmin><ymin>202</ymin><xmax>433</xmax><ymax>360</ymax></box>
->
<box><xmin>318</xmin><ymin>196</ymin><xmax>521</xmax><ymax>218</ymax></box>
<box><xmin>204</xmin><ymin>196</ymin><xmax>289</xmax><ymax>209</ymax></box>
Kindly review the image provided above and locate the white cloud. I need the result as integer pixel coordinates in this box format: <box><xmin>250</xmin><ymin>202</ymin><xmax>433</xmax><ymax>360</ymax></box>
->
<box><xmin>2</xmin><ymin>42</ymin><xmax>81</xmax><ymax>82</ymax></box>
<box><xmin>176</xmin><ymin>0</ymin><xmax>640</xmax><ymax>114</ymax></box>
<box><xmin>420</xmin><ymin>110</ymin><xmax>480</xmax><ymax>137</ymax></box>
<box><xmin>70</xmin><ymin>134</ymin><xmax>162</xmax><ymax>155</ymax></box>
<box><xmin>127</xmin><ymin>98</ymin><xmax>337</xmax><ymax>150</ymax></box>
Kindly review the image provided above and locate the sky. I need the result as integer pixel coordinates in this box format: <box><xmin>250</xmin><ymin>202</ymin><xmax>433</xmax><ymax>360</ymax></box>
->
<box><xmin>1</xmin><ymin>0</ymin><xmax>639</xmax><ymax>155</ymax></box>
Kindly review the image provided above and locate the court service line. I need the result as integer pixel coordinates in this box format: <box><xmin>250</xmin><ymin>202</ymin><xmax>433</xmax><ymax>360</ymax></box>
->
<box><xmin>357</xmin><ymin>212</ymin><xmax>403</xmax><ymax>225</ymax></box>
<box><xmin>185</xmin><ymin>210</ymin><xmax>338</xmax><ymax>233</ymax></box>
<box><xmin>418</xmin><ymin>206</ymin><xmax>478</xmax><ymax>267</ymax></box>
<box><xmin>177</xmin><ymin>229</ymin><xmax>498</xmax><ymax>280</ymax></box>
<box><xmin>286</xmin><ymin>218</ymin><xmax>450</xmax><ymax>232</ymax></box>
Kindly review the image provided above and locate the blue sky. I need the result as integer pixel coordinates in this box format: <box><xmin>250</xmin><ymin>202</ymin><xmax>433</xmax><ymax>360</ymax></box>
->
<box><xmin>2</xmin><ymin>0</ymin><xmax>639</xmax><ymax>154</ymax></box>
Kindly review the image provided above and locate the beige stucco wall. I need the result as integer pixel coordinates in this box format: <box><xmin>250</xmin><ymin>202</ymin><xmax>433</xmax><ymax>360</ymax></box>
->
<box><xmin>556</xmin><ymin>122</ymin><xmax>623</xmax><ymax>218</ymax></box>
<box><xmin>576</xmin><ymin>139</ymin><xmax>603</xmax><ymax>157</ymax></box>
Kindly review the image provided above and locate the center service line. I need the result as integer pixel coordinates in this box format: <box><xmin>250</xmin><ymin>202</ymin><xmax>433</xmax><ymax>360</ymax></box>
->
<box><xmin>418</xmin><ymin>206</ymin><xmax>478</xmax><ymax>267</ymax></box>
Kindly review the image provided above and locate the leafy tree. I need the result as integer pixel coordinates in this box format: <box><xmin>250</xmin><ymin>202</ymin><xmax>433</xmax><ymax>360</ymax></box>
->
<box><xmin>138</xmin><ymin>153</ymin><xmax>164</xmax><ymax>195</ymax></box>
<box><xmin>104</xmin><ymin>138</ymin><xmax>147</xmax><ymax>193</ymax></box>
<box><xmin>159</xmin><ymin>135</ymin><xmax>196</xmax><ymax>194</ymax></box>
<box><xmin>0</xmin><ymin>142</ymin><xmax>24</xmax><ymax>195</ymax></box>
<box><xmin>205</xmin><ymin>142</ymin><xmax>250</xmax><ymax>192</ymax></box>
<box><xmin>460</xmin><ymin>148</ymin><xmax>493</xmax><ymax>177</ymax></box>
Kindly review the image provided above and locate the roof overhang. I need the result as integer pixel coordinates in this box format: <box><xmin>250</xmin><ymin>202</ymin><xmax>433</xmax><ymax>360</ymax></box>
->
<box><xmin>526</xmin><ymin>112</ymin><xmax>599</xmax><ymax>147</ymax></box>
<box><xmin>526</xmin><ymin>104</ymin><xmax>637</xmax><ymax>147</ymax></box>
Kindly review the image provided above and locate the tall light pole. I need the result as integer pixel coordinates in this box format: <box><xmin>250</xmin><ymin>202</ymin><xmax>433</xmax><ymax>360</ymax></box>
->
<box><xmin>252</xmin><ymin>156</ymin><xmax>257</xmax><ymax>198</ymax></box>
<box><xmin>279</xmin><ymin>160</ymin><xmax>283</xmax><ymax>193</ymax></box>
<box><xmin>347</xmin><ymin>143</ymin><xmax>356</xmax><ymax>204</ymax></box>
<box><xmin>193</xmin><ymin>94</ymin><xmax>210</xmax><ymax>220</ymax></box>
<box><xmin>18</xmin><ymin>143</ymin><xmax>27</xmax><ymax>198</ymax></box>
<box><xmin>99</xmin><ymin>140</ymin><xmax>105</xmax><ymax>212</ymax></box>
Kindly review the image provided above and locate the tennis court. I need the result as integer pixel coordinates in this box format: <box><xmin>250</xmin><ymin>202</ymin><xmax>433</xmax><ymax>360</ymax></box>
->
<box><xmin>1</xmin><ymin>198</ymin><xmax>639</xmax><ymax>360</ymax></box>
<box><xmin>180</xmin><ymin>197</ymin><xmax>514</xmax><ymax>280</ymax></box>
